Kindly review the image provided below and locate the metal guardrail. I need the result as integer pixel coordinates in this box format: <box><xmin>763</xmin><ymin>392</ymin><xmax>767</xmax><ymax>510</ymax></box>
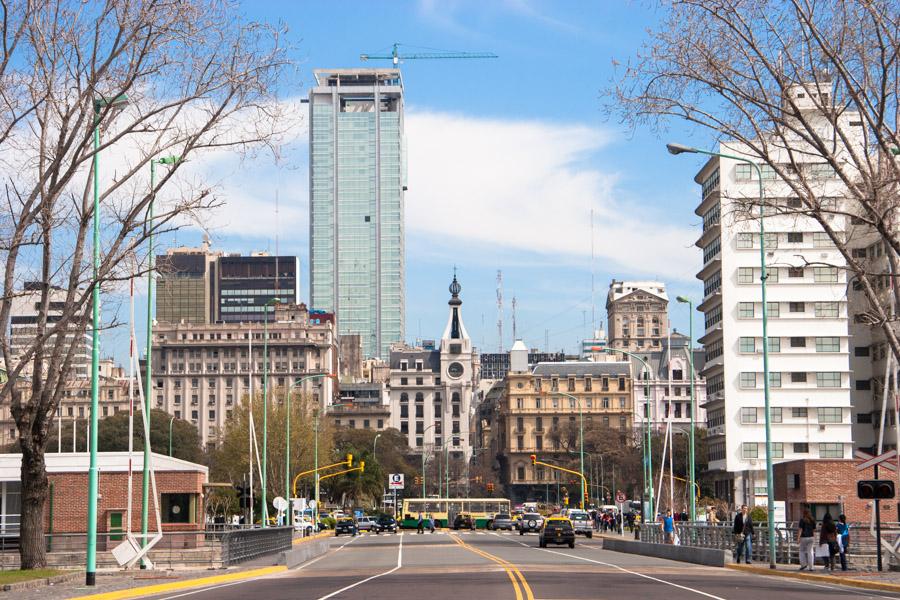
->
<box><xmin>218</xmin><ymin>526</ymin><xmax>293</xmax><ymax>566</ymax></box>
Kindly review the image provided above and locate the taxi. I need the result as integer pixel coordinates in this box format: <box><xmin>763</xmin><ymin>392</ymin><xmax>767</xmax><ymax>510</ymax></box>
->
<box><xmin>538</xmin><ymin>516</ymin><xmax>575</xmax><ymax>549</ymax></box>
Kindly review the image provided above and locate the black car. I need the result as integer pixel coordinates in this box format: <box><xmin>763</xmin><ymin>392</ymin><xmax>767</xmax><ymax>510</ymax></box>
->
<box><xmin>374</xmin><ymin>515</ymin><xmax>397</xmax><ymax>534</ymax></box>
<box><xmin>452</xmin><ymin>513</ymin><xmax>476</xmax><ymax>530</ymax></box>
<box><xmin>539</xmin><ymin>517</ymin><xmax>575</xmax><ymax>548</ymax></box>
<box><xmin>335</xmin><ymin>517</ymin><xmax>358</xmax><ymax>536</ymax></box>
<box><xmin>518</xmin><ymin>512</ymin><xmax>544</xmax><ymax>535</ymax></box>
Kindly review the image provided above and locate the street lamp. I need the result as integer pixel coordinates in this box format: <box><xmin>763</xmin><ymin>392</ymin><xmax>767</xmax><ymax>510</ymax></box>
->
<box><xmin>168</xmin><ymin>415</ymin><xmax>175</xmax><ymax>457</ymax></box>
<box><xmin>605</xmin><ymin>348</ymin><xmax>654</xmax><ymax>522</ymax></box>
<box><xmin>668</xmin><ymin>142</ymin><xmax>775</xmax><ymax>569</ymax></box>
<box><xmin>555</xmin><ymin>391</ymin><xmax>585</xmax><ymax>509</ymax></box>
<box><xmin>142</xmin><ymin>154</ymin><xmax>180</xmax><ymax>564</ymax></box>
<box><xmin>676</xmin><ymin>295</ymin><xmax>697</xmax><ymax>522</ymax></box>
<box><xmin>261</xmin><ymin>296</ymin><xmax>282</xmax><ymax>527</ymax></box>
<box><xmin>421</xmin><ymin>424</ymin><xmax>437</xmax><ymax>499</ymax></box>
<box><xmin>87</xmin><ymin>92</ymin><xmax>128</xmax><ymax>588</ymax></box>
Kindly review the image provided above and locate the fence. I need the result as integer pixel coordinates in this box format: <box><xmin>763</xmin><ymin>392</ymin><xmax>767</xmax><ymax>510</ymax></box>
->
<box><xmin>639</xmin><ymin>522</ymin><xmax>900</xmax><ymax>567</ymax></box>
<box><xmin>218</xmin><ymin>526</ymin><xmax>293</xmax><ymax>566</ymax></box>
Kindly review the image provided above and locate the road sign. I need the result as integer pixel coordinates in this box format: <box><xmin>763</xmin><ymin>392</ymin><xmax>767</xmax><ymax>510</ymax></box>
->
<box><xmin>389</xmin><ymin>473</ymin><xmax>405</xmax><ymax>489</ymax></box>
<box><xmin>273</xmin><ymin>496</ymin><xmax>288</xmax><ymax>511</ymax></box>
<box><xmin>615</xmin><ymin>490</ymin><xmax>626</xmax><ymax>504</ymax></box>
<box><xmin>855</xmin><ymin>449</ymin><xmax>898</xmax><ymax>472</ymax></box>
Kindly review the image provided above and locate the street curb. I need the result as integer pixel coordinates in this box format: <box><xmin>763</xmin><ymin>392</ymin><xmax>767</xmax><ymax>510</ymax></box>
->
<box><xmin>292</xmin><ymin>530</ymin><xmax>333</xmax><ymax>546</ymax></box>
<box><xmin>726</xmin><ymin>564</ymin><xmax>900</xmax><ymax>593</ymax></box>
<box><xmin>1</xmin><ymin>570</ymin><xmax>81</xmax><ymax>591</ymax></box>
<box><xmin>66</xmin><ymin>565</ymin><xmax>287</xmax><ymax>600</ymax></box>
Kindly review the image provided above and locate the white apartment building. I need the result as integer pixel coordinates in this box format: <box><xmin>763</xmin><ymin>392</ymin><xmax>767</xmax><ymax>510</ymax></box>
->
<box><xmin>695</xmin><ymin>84</ymin><xmax>859</xmax><ymax>506</ymax></box>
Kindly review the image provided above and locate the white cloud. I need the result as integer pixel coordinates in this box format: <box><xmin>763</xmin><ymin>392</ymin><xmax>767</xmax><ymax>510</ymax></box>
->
<box><xmin>405</xmin><ymin>110</ymin><xmax>697</xmax><ymax>280</ymax></box>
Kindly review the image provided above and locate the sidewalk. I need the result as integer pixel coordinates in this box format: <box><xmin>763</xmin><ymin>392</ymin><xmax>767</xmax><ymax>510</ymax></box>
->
<box><xmin>728</xmin><ymin>563</ymin><xmax>900</xmax><ymax>594</ymax></box>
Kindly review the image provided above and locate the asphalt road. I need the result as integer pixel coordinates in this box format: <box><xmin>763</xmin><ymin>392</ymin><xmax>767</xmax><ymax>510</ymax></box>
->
<box><xmin>142</xmin><ymin>530</ymin><xmax>900</xmax><ymax>600</ymax></box>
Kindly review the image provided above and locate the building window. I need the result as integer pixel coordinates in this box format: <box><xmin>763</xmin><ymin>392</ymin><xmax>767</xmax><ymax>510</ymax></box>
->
<box><xmin>739</xmin><ymin>372</ymin><xmax>757</xmax><ymax>388</ymax></box>
<box><xmin>377</xmin><ymin>419</ymin><xmax>384</xmax><ymax>429</ymax></box>
<box><xmin>536</xmin><ymin>416</ymin><xmax>543</xmax><ymax>431</ymax></box>
<box><xmin>738</xmin><ymin>302</ymin><xmax>755</xmax><ymax>319</ymax></box>
<box><xmin>768</xmin><ymin>267</ymin><xmax>779</xmax><ymax>283</ymax></box>
<box><xmin>517</xmin><ymin>465</ymin><xmax>526</xmax><ymax>480</ymax></box>
<box><xmin>815</xmin><ymin>302</ymin><xmax>839</xmax><ymax>318</ymax></box>
<box><xmin>819</xmin><ymin>443</ymin><xmax>844</xmax><ymax>458</ymax></box>
<box><xmin>814</xmin><ymin>267</ymin><xmax>838</xmax><ymax>283</ymax></box>
<box><xmin>767</xmin><ymin>302</ymin><xmax>780</xmax><ymax>317</ymax></box>
<box><xmin>788</xmin><ymin>267</ymin><xmax>805</xmax><ymax>278</ymax></box>
<box><xmin>161</xmin><ymin>493</ymin><xmax>196</xmax><ymax>524</ymax></box>
<box><xmin>535</xmin><ymin>398</ymin><xmax>542</xmax><ymax>409</ymax></box>
<box><xmin>856</xmin><ymin>379</ymin><xmax>872</xmax><ymax>391</ymax></box>
<box><xmin>741</xmin><ymin>407</ymin><xmax>757</xmax><ymax>424</ymax></box>
<box><xmin>789</xmin><ymin>302</ymin><xmax>805</xmax><ymax>313</ymax></box>
<box><xmin>769</xmin><ymin>372</ymin><xmax>782</xmax><ymax>388</ymax></box>
<box><xmin>816</xmin><ymin>372</ymin><xmax>841</xmax><ymax>388</ymax></box>
<box><xmin>791</xmin><ymin>372</ymin><xmax>807</xmax><ymax>383</ymax></box>
<box><xmin>768</xmin><ymin>337</ymin><xmax>781</xmax><ymax>352</ymax></box>
<box><xmin>737</xmin><ymin>233</ymin><xmax>753</xmax><ymax>249</ymax></box>
<box><xmin>516</xmin><ymin>398</ymin><xmax>523</xmax><ymax>409</ymax></box>
<box><xmin>817</xmin><ymin>407</ymin><xmax>842</xmax><ymax>423</ymax></box>
<box><xmin>787</xmin><ymin>232</ymin><xmax>804</xmax><ymax>243</ymax></box>
<box><xmin>738</xmin><ymin>267</ymin><xmax>754</xmax><ymax>284</ymax></box>
<box><xmin>770</xmin><ymin>407</ymin><xmax>783</xmax><ymax>423</ymax></box>
<box><xmin>619</xmin><ymin>416</ymin><xmax>627</xmax><ymax>428</ymax></box>
<box><xmin>790</xmin><ymin>336</ymin><xmax>806</xmax><ymax>348</ymax></box>
<box><xmin>854</xmin><ymin>346</ymin><xmax>871</xmax><ymax>357</ymax></box>
<box><xmin>815</xmin><ymin>337</ymin><xmax>840</xmax><ymax>352</ymax></box>
<box><xmin>792</xmin><ymin>407</ymin><xmax>808</xmax><ymax>418</ymax></box>
<box><xmin>739</xmin><ymin>337</ymin><xmax>755</xmax><ymax>353</ymax></box>
<box><xmin>770</xmin><ymin>442</ymin><xmax>784</xmax><ymax>459</ymax></box>
<box><xmin>535</xmin><ymin>435</ymin><xmax>543</xmax><ymax>450</ymax></box>
<box><xmin>735</xmin><ymin>164</ymin><xmax>752</xmax><ymax>180</ymax></box>
<box><xmin>793</xmin><ymin>443</ymin><xmax>809</xmax><ymax>453</ymax></box>
<box><xmin>517</xmin><ymin>436</ymin><xmax>524</xmax><ymax>451</ymax></box>
<box><xmin>742</xmin><ymin>443</ymin><xmax>759</xmax><ymax>459</ymax></box>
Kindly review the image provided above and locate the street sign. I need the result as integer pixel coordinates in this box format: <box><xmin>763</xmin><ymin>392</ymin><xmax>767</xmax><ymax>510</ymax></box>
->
<box><xmin>389</xmin><ymin>473</ymin><xmax>405</xmax><ymax>489</ymax></box>
<box><xmin>615</xmin><ymin>490</ymin><xmax>626</xmax><ymax>504</ymax></box>
<box><xmin>855</xmin><ymin>449</ymin><xmax>898</xmax><ymax>472</ymax></box>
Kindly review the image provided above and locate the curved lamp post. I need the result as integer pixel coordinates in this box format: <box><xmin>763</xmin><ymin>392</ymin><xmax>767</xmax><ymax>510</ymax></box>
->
<box><xmin>676</xmin><ymin>295</ymin><xmax>697</xmax><ymax>522</ymax></box>
<box><xmin>555</xmin><ymin>391</ymin><xmax>585</xmax><ymax>509</ymax></box>
<box><xmin>261</xmin><ymin>297</ymin><xmax>281</xmax><ymax>527</ymax></box>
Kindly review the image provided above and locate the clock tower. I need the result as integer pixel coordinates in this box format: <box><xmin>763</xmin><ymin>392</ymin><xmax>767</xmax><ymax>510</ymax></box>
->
<box><xmin>440</xmin><ymin>274</ymin><xmax>474</xmax><ymax>459</ymax></box>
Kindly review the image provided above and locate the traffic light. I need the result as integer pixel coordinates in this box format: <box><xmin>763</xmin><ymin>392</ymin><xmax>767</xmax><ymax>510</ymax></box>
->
<box><xmin>359</xmin><ymin>461</ymin><xmax>365</xmax><ymax>473</ymax></box>
<box><xmin>530</xmin><ymin>454</ymin><xmax>536</xmax><ymax>465</ymax></box>
<box><xmin>235</xmin><ymin>485</ymin><xmax>251</xmax><ymax>509</ymax></box>
<box><xmin>486</xmin><ymin>483</ymin><xmax>494</xmax><ymax>493</ymax></box>
<box><xmin>414</xmin><ymin>476</ymin><xmax>422</xmax><ymax>485</ymax></box>
<box><xmin>346</xmin><ymin>453</ymin><xmax>354</xmax><ymax>466</ymax></box>
<box><xmin>858</xmin><ymin>479</ymin><xmax>895</xmax><ymax>499</ymax></box>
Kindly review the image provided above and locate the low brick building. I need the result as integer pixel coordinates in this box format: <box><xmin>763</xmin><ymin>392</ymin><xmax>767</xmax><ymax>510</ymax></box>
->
<box><xmin>0</xmin><ymin>452</ymin><xmax>207</xmax><ymax>546</ymax></box>
<box><xmin>774</xmin><ymin>458</ymin><xmax>897</xmax><ymax>524</ymax></box>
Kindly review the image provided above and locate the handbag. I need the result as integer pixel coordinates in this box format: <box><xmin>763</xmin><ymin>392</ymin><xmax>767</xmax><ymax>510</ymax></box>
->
<box><xmin>733</xmin><ymin>533</ymin><xmax>745</xmax><ymax>544</ymax></box>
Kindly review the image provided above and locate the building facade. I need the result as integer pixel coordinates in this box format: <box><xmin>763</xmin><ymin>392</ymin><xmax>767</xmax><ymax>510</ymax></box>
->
<box><xmin>308</xmin><ymin>68</ymin><xmax>406</xmax><ymax>359</ymax></box>
<box><xmin>155</xmin><ymin>242</ymin><xmax>221</xmax><ymax>326</ymax></box>
<box><xmin>387</xmin><ymin>277</ymin><xmax>475</xmax><ymax>459</ymax></box>
<box><xmin>148</xmin><ymin>303</ymin><xmax>336</xmax><ymax>447</ymax></box>
<box><xmin>606</xmin><ymin>281</ymin><xmax>670</xmax><ymax>352</ymax></box>
<box><xmin>331</xmin><ymin>382</ymin><xmax>390</xmax><ymax>431</ymax></box>
<box><xmin>479</xmin><ymin>348</ymin><xmax>566</xmax><ymax>381</ymax></box>
<box><xmin>693</xmin><ymin>86</ymin><xmax>858</xmax><ymax>505</ymax></box>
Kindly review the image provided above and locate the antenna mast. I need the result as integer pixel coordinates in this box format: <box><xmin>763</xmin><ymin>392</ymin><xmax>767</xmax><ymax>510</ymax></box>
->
<box><xmin>590</xmin><ymin>208</ymin><xmax>596</xmax><ymax>336</ymax></box>
<box><xmin>511</xmin><ymin>296</ymin><xmax>518</xmax><ymax>341</ymax></box>
<box><xmin>496</xmin><ymin>270</ymin><xmax>503</xmax><ymax>353</ymax></box>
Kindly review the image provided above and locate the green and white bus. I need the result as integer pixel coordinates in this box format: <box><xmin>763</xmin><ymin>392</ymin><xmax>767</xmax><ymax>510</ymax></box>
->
<box><xmin>400</xmin><ymin>497</ymin><xmax>511</xmax><ymax>529</ymax></box>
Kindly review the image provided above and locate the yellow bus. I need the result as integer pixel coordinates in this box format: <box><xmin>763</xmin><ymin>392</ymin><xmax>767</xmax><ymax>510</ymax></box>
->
<box><xmin>400</xmin><ymin>498</ymin><xmax>511</xmax><ymax>529</ymax></box>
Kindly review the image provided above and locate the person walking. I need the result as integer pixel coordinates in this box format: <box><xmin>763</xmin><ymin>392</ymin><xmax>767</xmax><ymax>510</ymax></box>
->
<box><xmin>417</xmin><ymin>512</ymin><xmax>424</xmax><ymax>534</ymax></box>
<box><xmin>821</xmin><ymin>513</ymin><xmax>838</xmax><ymax>571</ymax></box>
<box><xmin>798</xmin><ymin>509</ymin><xmax>817</xmax><ymax>571</ymax></box>
<box><xmin>836</xmin><ymin>514</ymin><xmax>850</xmax><ymax>571</ymax></box>
<box><xmin>732</xmin><ymin>505</ymin><xmax>754</xmax><ymax>564</ymax></box>
<box><xmin>662</xmin><ymin>509</ymin><xmax>675</xmax><ymax>544</ymax></box>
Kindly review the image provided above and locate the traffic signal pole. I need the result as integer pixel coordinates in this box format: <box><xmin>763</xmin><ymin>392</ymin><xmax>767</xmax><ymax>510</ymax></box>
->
<box><xmin>876</xmin><ymin>463</ymin><xmax>883</xmax><ymax>572</ymax></box>
<box><xmin>531</xmin><ymin>455</ymin><xmax>588</xmax><ymax>509</ymax></box>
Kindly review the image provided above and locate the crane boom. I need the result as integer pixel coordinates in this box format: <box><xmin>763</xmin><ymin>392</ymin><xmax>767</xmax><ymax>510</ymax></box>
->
<box><xmin>360</xmin><ymin>43</ymin><xmax>498</xmax><ymax>65</ymax></box>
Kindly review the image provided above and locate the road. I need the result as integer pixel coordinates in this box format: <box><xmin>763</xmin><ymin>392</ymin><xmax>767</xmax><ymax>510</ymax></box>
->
<box><xmin>143</xmin><ymin>530</ymin><xmax>900</xmax><ymax>600</ymax></box>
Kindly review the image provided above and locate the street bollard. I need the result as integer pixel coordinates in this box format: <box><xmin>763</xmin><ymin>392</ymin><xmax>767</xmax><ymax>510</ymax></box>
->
<box><xmin>634</xmin><ymin>524</ymin><xmax>640</xmax><ymax>541</ymax></box>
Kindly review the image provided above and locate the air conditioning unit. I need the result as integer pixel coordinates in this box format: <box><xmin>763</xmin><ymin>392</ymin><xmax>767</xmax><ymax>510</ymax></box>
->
<box><xmin>819</xmin><ymin>425</ymin><xmax>826</xmax><ymax>431</ymax></box>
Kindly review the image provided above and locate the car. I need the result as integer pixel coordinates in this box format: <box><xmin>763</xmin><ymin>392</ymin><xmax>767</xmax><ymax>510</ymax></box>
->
<box><xmin>374</xmin><ymin>514</ymin><xmax>398</xmax><ymax>534</ymax></box>
<box><xmin>334</xmin><ymin>517</ymin><xmax>358</xmax><ymax>536</ymax></box>
<box><xmin>452</xmin><ymin>513</ymin><xmax>476</xmax><ymax>530</ymax></box>
<box><xmin>567</xmin><ymin>510</ymin><xmax>593</xmax><ymax>538</ymax></box>
<box><xmin>539</xmin><ymin>516</ymin><xmax>576</xmax><ymax>548</ymax></box>
<box><xmin>490</xmin><ymin>513</ymin><xmax>516</xmax><ymax>531</ymax></box>
<box><xmin>518</xmin><ymin>512</ymin><xmax>544</xmax><ymax>535</ymax></box>
<box><xmin>356</xmin><ymin>516</ymin><xmax>377</xmax><ymax>531</ymax></box>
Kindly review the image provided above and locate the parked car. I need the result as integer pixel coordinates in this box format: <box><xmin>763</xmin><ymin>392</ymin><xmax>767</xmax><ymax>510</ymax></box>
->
<box><xmin>356</xmin><ymin>516</ymin><xmax>377</xmax><ymax>531</ymax></box>
<box><xmin>334</xmin><ymin>517</ymin><xmax>358</xmax><ymax>536</ymax></box>
<box><xmin>374</xmin><ymin>514</ymin><xmax>398</xmax><ymax>534</ymax></box>
<box><xmin>539</xmin><ymin>517</ymin><xmax>575</xmax><ymax>548</ymax></box>
<box><xmin>518</xmin><ymin>512</ymin><xmax>544</xmax><ymax>535</ymax></box>
<box><xmin>452</xmin><ymin>513</ymin><xmax>476</xmax><ymax>530</ymax></box>
<box><xmin>489</xmin><ymin>513</ymin><xmax>516</xmax><ymax>531</ymax></box>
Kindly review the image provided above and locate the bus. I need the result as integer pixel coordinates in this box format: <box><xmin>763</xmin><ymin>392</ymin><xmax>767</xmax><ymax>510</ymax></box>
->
<box><xmin>400</xmin><ymin>498</ymin><xmax>511</xmax><ymax>529</ymax></box>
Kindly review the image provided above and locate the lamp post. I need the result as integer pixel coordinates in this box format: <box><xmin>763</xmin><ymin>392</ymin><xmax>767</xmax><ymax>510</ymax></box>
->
<box><xmin>421</xmin><ymin>424</ymin><xmax>437</xmax><ymax>499</ymax></box>
<box><xmin>556</xmin><ymin>391</ymin><xmax>585</xmax><ymax>509</ymax></box>
<box><xmin>676</xmin><ymin>295</ymin><xmax>697</xmax><ymax>522</ymax></box>
<box><xmin>168</xmin><ymin>416</ymin><xmax>175</xmax><ymax>457</ymax></box>
<box><xmin>284</xmin><ymin>374</ymin><xmax>333</xmax><ymax>520</ymax></box>
<box><xmin>261</xmin><ymin>297</ymin><xmax>282</xmax><ymax>527</ymax></box>
<box><xmin>86</xmin><ymin>93</ymin><xmax>128</xmax><ymax>587</ymax></box>
<box><xmin>142</xmin><ymin>154</ymin><xmax>179</xmax><ymax>564</ymax></box>
<box><xmin>668</xmin><ymin>142</ymin><xmax>775</xmax><ymax>568</ymax></box>
<box><xmin>605</xmin><ymin>348</ymin><xmax>654</xmax><ymax>522</ymax></box>
<box><xmin>373</xmin><ymin>432</ymin><xmax>382</xmax><ymax>461</ymax></box>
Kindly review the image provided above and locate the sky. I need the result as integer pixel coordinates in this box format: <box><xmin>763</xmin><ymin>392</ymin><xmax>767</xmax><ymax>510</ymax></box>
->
<box><xmin>111</xmin><ymin>0</ymin><xmax>718</xmax><ymax>363</ymax></box>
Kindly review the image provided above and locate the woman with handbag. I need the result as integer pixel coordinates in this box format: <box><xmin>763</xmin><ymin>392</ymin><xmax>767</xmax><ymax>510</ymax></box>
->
<box><xmin>798</xmin><ymin>509</ymin><xmax>816</xmax><ymax>571</ymax></box>
<box><xmin>820</xmin><ymin>513</ymin><xmax>839</xmax><ymax>571</ymax></box>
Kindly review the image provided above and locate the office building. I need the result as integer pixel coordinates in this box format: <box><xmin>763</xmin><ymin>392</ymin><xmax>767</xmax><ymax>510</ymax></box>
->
<box><xmin>332</xmin><ymin>382</ymin><xmax>390</xmax><ymax>431</ymax></box>
<box><xmin>606</xmin><ymin>281</ymin><xmax>670</xmax><ymax>351</ymax></box>
<box><xmin>155</xmin><ymin>241</ymin><xmax>221</xmax><ymax>325</ymax></box>
<box><xmin>479</xmin><ymin>348</ymin><xmax>566</xmax><ymax>381</ymax></box>
<box><xmin>692</xmin><ymin>83</ymin><xmax>857</xmax><ymax>505</ymax></box>
<box><xmin>308</xmin><ymin>68</ymin><xmax>406</xmax><ymax>359</ymax></box>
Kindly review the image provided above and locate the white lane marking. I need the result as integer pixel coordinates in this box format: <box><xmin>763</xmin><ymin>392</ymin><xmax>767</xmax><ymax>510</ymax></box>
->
<box><xmin>539</xmin><ymin>548</ymin><xmax>727</xmax><ymax>600</ymax></box>
<box><xmin>316</xmin><ymin>532</ymin><xmax>404</xmax><ymax>600</ymax></box>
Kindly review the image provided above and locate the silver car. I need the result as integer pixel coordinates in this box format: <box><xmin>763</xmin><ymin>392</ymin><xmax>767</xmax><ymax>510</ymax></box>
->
<box><xmin>490</xmin><ymin>513</ymin><xmax>516</xmax><ymax>530</ymax></box>
<box><xmin>356</xmin><ymin>516</ymin><xmax>377</xmax><ymax>531</ymax></box>
<box><xmin>567</xmin><ymin>510</ymin><xmax>594</xmax><ymax>538</ymax></box>
<box><xmin>518</xmin><ymin>512</ymin><xmax>544</xmax><ymax>535</ymax></box>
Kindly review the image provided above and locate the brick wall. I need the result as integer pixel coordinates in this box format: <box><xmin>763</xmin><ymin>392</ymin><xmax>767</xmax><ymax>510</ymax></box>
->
<box><xmin>774</xmin><ymin>459</ymin><xmax>898</xmax><ymax>525</ymax></box>
<box><xmin>45</xmin><ymin>469</ymin><xmax>205</xmax><ymax>534</ymax></box>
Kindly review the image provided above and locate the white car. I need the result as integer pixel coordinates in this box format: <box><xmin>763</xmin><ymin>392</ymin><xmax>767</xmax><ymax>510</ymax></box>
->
<box><xmin>356</xmin><ymin>516</ymin><xmax>377</xmax><ymax>531</ymax></box>
<box><xmin>293</xmin><ymin>516</ymin><xmax>316</xmax><ymax>536</ymax></box>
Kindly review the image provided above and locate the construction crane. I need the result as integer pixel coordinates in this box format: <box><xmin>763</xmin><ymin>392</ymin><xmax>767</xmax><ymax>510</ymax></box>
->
<box><xmin>360</xmin><ymin>43</ymin><xmax>497</xmax><ymax>66</ymax></box>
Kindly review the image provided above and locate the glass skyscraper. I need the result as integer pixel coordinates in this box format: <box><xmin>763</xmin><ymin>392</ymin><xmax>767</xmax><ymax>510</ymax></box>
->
<box><xmin>309</xmin><ymin>68</ymin><xmax>406</xmax><ymax>358</ymax></box>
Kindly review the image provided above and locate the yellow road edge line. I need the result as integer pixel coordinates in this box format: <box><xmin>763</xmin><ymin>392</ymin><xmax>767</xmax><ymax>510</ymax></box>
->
<box><xmin>725</xmin><ymin>564</ymin><xmax>900</xmax><ymax>593</ymax></box>
<box><xmin>293</xmin><ymin>531</ymin><xmax>334</xmax><ymax>545</ymax></box>
<box><xmin>451</xmin><ymin>533</ymin><xmax>532</xmax><ymax>600</ymax></box>
<box><xmin>69</xmin><ymin>565</ymin><xmax>288</xmax><ymax>600</ymax></box>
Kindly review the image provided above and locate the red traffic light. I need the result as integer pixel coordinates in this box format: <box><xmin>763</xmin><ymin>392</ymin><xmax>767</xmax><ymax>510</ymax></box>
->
<box><xmin>530</xmin><ymin>454</ymin><xmax>536</xmax><ymax>464</ymax></box>
<box><xmin>858</xmin><ymin>479</ymin><xmax>895</xmax><ymax>499</ymax></box>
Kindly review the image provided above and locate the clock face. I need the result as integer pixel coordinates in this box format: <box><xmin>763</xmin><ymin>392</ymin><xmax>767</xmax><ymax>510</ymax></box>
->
<box><xmin>447</xmin><ymin>362</ymin><xmax>464</xmax><ymax>378</ymax></box>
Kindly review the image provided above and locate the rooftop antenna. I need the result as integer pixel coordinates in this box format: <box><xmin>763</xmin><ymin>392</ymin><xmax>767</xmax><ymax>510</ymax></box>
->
<box><xmin>511</xmin><ymin>296</ymin><xmax>518</xmax><ymax>341</ymax></box>
<box><xmin>496</xmin><ymin>270</ymin><xmax>504</xmax><ymax>353</ymax></box>
<box><xmin>590</xmin><ymin>208</ymin><xmax>596</xmax><ymax>336</ymax></box>
<box><xmin>274</xmin><ymin>188</ymin><xmax>280</xmax><ymax>301</ymax></box>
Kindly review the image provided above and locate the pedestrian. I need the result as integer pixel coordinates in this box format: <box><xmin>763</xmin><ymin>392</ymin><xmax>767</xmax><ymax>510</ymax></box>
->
<box><xmin>820</xmin><ymin>513</ymin><xmax>838</xmax><ymax>571</ymax></box>
<box><xmin>707</xmin><ymin>506</ymin><xmax>720</xmax><ymax>524</ymax></box>
<box><xmin>417</xmin><ymin>512</ymin><xmax>424</xmax><ymax>534</ymax></box>
<box><xmin>732</xmin><ymin>504</ymin><xmax>754</xmax><ymax>564</ymax></box>
<box><xmin>663</xmin><ymin>509</ymin><xmax>675</xmax><ymax>544</ymax></box>
<box><xmin>797</xmin><ymin>509</ymin><xmax>816</xmax><ymax>571</ymax></box>
<box><xmin>836</xmin><ymin>514</ymin><xmax>850</xmax><ymax>571</ymax></box>
<box><xmin>428</xmin><ymin>513</ymin><xmax>435</xmax><ymax>533</ymax></box>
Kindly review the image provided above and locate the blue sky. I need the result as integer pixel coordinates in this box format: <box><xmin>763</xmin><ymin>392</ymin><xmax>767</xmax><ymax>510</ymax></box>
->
<box><xmin>111</xmin><ymin>1</ymin><xmax>717</xmax><ymax>363</ymax></box>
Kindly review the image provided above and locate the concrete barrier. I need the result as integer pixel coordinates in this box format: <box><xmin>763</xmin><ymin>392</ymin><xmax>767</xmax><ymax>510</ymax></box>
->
<box><xmin>280</xmin><ymin>539</ymin><xmax>330</xmax><ymax>569</ymax></box>
<box><xmin>602</xmin><ymin>536</ymin><xmax>729</xmax><ymax>567</ymax></box>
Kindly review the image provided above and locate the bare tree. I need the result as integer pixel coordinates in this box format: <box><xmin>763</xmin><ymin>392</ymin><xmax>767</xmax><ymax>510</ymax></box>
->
<box><xmin>607</xmin><ymin>0</ymin><xmax>900</xmax><ymax>363</ymax></box>
<box><xmin>0</xmin><ymin>0</ymin><xmax>294</xmax><ymax>568</ymax></box>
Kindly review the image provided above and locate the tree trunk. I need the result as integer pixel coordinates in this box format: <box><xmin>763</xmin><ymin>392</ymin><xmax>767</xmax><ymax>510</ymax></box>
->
<box><xmin>19</xmin><ymin>441</ymin><xmax>48</xmax><ymax>569</ymax></box>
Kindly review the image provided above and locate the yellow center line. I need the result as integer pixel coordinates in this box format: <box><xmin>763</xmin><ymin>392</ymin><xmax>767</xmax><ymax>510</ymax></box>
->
<box><xmin>451</xmin><ymin>534</ymin><xmax>534</xmax><ymax>600</ymax></box>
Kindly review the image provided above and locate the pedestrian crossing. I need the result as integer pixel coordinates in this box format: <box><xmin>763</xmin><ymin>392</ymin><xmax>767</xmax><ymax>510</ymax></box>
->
<box><xmin>356</xmin><ymin>529</ymin><xmax>545</xmax><ymax>537</ymax></box>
